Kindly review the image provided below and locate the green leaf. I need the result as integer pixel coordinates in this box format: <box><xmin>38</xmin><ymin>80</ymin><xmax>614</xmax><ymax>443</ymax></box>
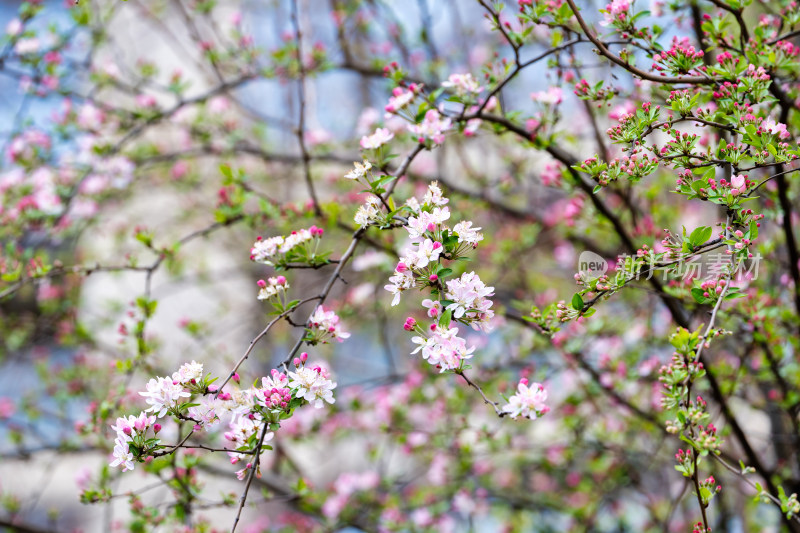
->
<box><xmin>439</xmin><ymin>308</ymin><xmax>453</xmax><ymax>328</ymax></box>
<box><xmin>691</xmin><ymin>288</ymin><xmax>710</xmax><ymax>304</ymax></box>
<box><xmin>689</xmin><ymin>226</ymin><xmax>712</xmax><ymax>247</ymax></box>
<box><xmin>571</xmin><ymin>293</ymin><xmax>584</xmax><ymax>311</ymax></box>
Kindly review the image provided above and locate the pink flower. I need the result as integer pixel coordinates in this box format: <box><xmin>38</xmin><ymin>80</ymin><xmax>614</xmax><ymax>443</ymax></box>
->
<box><xmin>601</xmin><ymin>0</ymin><xmax>631</xmax><ymax>26</ymax></box>
<box><xmin>762</xmin><ymin>117</ymin><xmax>791</xmax><ymax>139</ymax></box>
<box><xmin>408</xmin><ymin>109</ymin><xmax>451</xmax><ymax>145</ymax></box>
<box><xmin>531</xmin><ymin>86</ymin><xmax>563</xmax><ymax>105</ymax></box>
<box><xmin>502</xmin><ymin>381</ymin><xmax>549</xmax><ymax>419</ymax></box>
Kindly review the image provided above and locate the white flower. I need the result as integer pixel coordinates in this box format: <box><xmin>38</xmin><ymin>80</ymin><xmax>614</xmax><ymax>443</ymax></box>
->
<box><xmin>14</xmin><ymin>38</ymin><xmax>39</xmax><ymax>56</ymax></box>
<box><xmin>280</xmin><ymin>228</ymin><xmax>313</xmax><ymax>253</ymax></box>
<box><xmin>405</xmin><ymin>209</ymin><xmax>449</xmax><ymax>240</ymax></box>
<box><xmin>187</xmin><ymin>396</ymin><xmax>222</xmax><ymax>430</ymax></box>
<box><xmin>360</xmin><ymin>128</ymin><xmax>394</xmax><ymax>149</ymax></box>
<box><xmin>441</xmin><ymin>73</ymin><xmax>483</xmax><ymax>97</ymax></box>
<box><xmin>173</xmin><ymin>360</ymin><xmax>203</xmax><ymax>384</ymax></box>
<box><xmin>251</xmin><ymin>235</ymin><xmax>285</xmax><ymax>265</ymax></box>
<box><xmin>409</xmin><ymin>238</ymin><xmax>443</xmax><ymax>269</ymax></box>
<box><xmin>423</xmin><ymin>182</ymin><xmax>449</xmax><ymax>206</ymax></box>
<box><xmin>385</xmin><ymin>87</ymin><xmax>416</xmax><ymax>113</ymax></box>
<box><xmin>354</xmin><ymin>196</ymin><xmax>382</xmax><ymax>227</ymax></box>
<box><xmin>453</xmin><ymin>220</ymin><xmax>484</xmax><ymax>246</ymax></box>
<box><xmin>288</xmin><ymin>366</ymin><xmax>337</xmax><ymax>408</ymax></box>
<box><xmin>444</xmin><ymin>271</ymin><xmax>495</xmax><ymax>330</ymax></box>
<box><xmin>110</xmin><ymin>437</ymin><xmax>135</xmax><ymax>472</ymax></box>
<box><xmin>412</xmin><ymin>325</ymin><xmax>475</xmax><ymax>372</ymax></box>
<box><xmin>405</xmin><ymin>197</ymin><xmax>421</xmax><ymax>212</ymax></box>
<box><xmin>6</xmin><ymin>19</ymin><xmax>22</xmax><ymax>37</ymax></box>
<box><xmin>308</xmin><ymin>306</ymin><xmax>351</xmax><ymax>342</ymax></box>
<box><xmin>345</xmin><ymin>160</ymin><xmax>372</xmax><ymax>180</ymax></box>
<box><xmin>224</xmin><ymin>415</ymin><xmax>273</xmax><ymax>465</ymax></box>
<box><xmin>139</xmin><ymin>376</ymin><xmax>191</xmax><ymax>418</ymax></box>
<box><xmin>384</xmin><ymin>270</ymin><xmax>414</xmax><ymax>306</ymax></box>
<box><xmin>502</xmin><ymin>381</ymin><xmax>549</xmax><ymax>420</ymax></box>
<box><xmin>257</xmin><ymin>276</ymin><xmax>289</xmax><ymax>301</ymax></box>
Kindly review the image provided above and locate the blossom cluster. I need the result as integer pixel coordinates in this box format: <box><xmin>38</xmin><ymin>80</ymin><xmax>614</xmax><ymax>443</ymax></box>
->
<box><xmin>109</xmin><ymin>358</ymin><xmax>337</xmax><ymax>480</ymax></box>
<box><xmin>376</xmin><ymin>182</ymin><xmax>497</xmax><ymax>376</ymax></box>
<box><xmin>501</xmin><ymin>379</ymin><xmax>549</xmax><ymax>420</ymax></box>
<box><xmin>384</xmin><ymin>182</ymin><xmax>484</xmax><ymax>308</ymax></box>
<box><xmin>110</xmin><ymin>361</ymin><xmax>204</xmax><ymax>472</ymax></box>
<box><xmin>250</xmin><ymin>225</ymin><xmax>325</xmax><ymax>267</ymax></box>
<box><xmin>306</xmin><ymin>305</ymin><xmax>351</xmax><ymax>344</ymax></box>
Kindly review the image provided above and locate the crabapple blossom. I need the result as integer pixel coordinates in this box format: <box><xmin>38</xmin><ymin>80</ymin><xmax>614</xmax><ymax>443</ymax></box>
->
<box><xmin>384</xmin><ymin>85</ymin><xmax>418</xmax><ymax>113</ymax></box>
<box><xmin>441</xmin><ymin>73</ymin><xmax>483</xmax><ymax>97</ymax></box>
<box><xmin>408</xmin><ymin>109</ymin><xmax>451</xmax><ymax>145</ymax></box>
<box><xmin>600</xmin><ymin>0</ymin><xmax>631</xmax><ymax>26</ymax></box>
<box><xmin>385</xmin><ymin>270</ymin><xmax>415</xmax><ymax>306</ymax></box>
<box><xmin>407</xmin><ymin>239</ymin><xmax>444</xmax><ymax>269</ymax></box>
<box><xmin>172</xmin><ymin>360</ymin><xmax>203</xmax><ymax>384</ymax></box>
<box><xmin>531</xmin><ymin>86</ymin><xmax>563</xmax><ymax>105</ymax></box>
<box><xmin>250</xmin><ymin>235</ymin><xmax>285</xmax><ymax>265</ymax></box>
<box><xmin>256</xmin><ymin>276</ymin><xmax>289</xmax><ymax>301</ymax></box>
<box><xmin>307</xmin><ymin>306</ymin><xmax>351</xmax><ymax>343</ymax></box>
<box><xmin>344</xmin><ymin>160</ymin><xmax>372</xmax><ymax>180</ymax></box>
<box><xmin>354</xmin><ymin>196</ymin><xmax>382</xmax><ymax>227</ymax></box>
<box><xmin>288</xmin><ymin>365</ymin><xmax>337</xmax><ymax>408</ymax></box>
<box><xmin>110</xmin><ymin>437</ymin><xmax>136</xmax><ymax>472</ymax></box>
<box><xmin>761</xmin><ymin>117</ymin><xmax>791</xmax><ymax>139</ymax></box>
<box><xmin>410</xmin><ymin>325</ymin><xmax>476</xmax><ymax>372</ymax></box>
<box><xmin>453</xmin><ymin>220</ymin><xmax>484</xmax><ymax>246</ymax></box>
<box><xmin>502</xmin><ymin>380</ymin><xmax>549</xmax><ymax>420</ymax></box>
<box><xmin>139</xmin><ymin>376</ymin><xmax>192</xmax><ymax>418</ymax></box>
<box><xmin>360</xmin><ymin>127</ymin><xmax>394</xmax><ymax>149</ymax></box>
<box><xmin>422</xmin><ymin>182</ymin><xmax>449</xmax><ymax>206</ymax></box>
<box><xmin>444</xmin><ymin>271</ymin><xmax>495</xmax><ymax>329</ymax></box>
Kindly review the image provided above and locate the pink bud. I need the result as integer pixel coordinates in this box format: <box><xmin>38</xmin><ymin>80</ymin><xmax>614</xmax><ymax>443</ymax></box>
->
<box><xmin>300</xmin><ymin>352</ymin><xmax>308</xmax><ymax>363</ymax></box>
<box><xmin>153</xmin><ymin>423</ymin><xmax>162</xmax><ymax>434</ymax></box>
<box><xmin>396</xmin><ymin>262</ymin><xmax>408</xmax><ymax>273</ymax></box>
<box><xmin>519</xmin><ymin>378</ymin><xmax>529</xmax><ymax>386</ymax></box>
<box><xmin>207</xmin><ymin>384</ymin><xmax>218</xmax><ymax>393</ymax></box>
<box><xmin>293</xmin><ymin>357</ymin><xmax>301</xmax><ymax>367</ymax></box>
<box><xmin>257</xmin><ymin>279</ymin><xmax>267</xmax><ymax>288</ymax></box>
<box><xmin>429</xmin><ymin>274</ymin><xmax>438</xmax><ymax>282</ymax></box>
<box><xmin>233</xmin><ymin>373</ymin><xmax>240</xmax><ymax>383</ymax></box>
